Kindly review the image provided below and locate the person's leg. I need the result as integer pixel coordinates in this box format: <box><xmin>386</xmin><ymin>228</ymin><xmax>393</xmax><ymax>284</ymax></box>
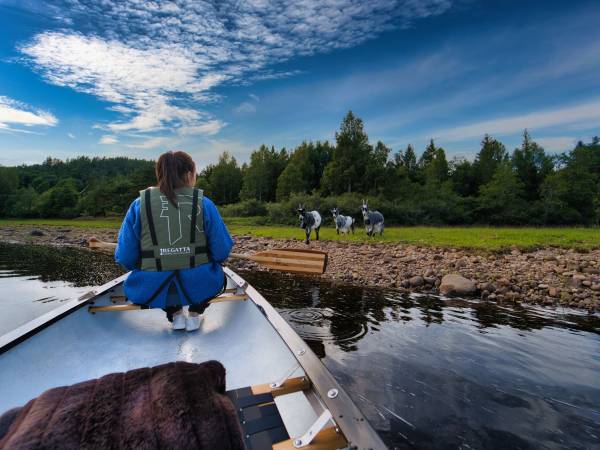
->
<box><xmin>163</xmin><ymin>306</ymin><xmax>182</xmax><ymax>323</ymax></box>
<box><xmin>164</xmin><ymin>282</ymin><xmax>185</xmax><ymax>329</ymax></box>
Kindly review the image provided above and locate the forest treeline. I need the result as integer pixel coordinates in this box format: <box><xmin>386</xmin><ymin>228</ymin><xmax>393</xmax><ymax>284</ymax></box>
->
<box><xmin>0</xmin><ymin>111</ymin><xmax>599</xmax><ymax>225</ymax></box>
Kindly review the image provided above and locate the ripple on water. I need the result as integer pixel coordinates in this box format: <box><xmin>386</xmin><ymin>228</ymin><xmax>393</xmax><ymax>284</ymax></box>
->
<box><xmin>280</xmin><ymin>307</ymin><xmax>370</xmax><ymax>348</ymax></box>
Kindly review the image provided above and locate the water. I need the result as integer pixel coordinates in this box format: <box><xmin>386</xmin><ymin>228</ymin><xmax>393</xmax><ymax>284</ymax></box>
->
<box><xmin>0</xmin><ymin>243</ymin><xmax>123</xmax><ymax>335</ymax></box>
<box><xmin>1</xmin><ymin>243</ymin><xmax>599</xmax><ymax>449</ymax></box>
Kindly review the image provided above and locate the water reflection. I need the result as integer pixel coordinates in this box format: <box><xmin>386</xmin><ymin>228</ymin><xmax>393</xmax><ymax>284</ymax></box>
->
<box><xmin>0</xmin><ymin>243</ymin><xmax>123</xmax><ymax>286</ymax></box>
<box><xmin>0</xmin><ymin>243</ymin><xmax>123</xmax><ymax>335</ymax></box>
<box><xmin>241</xmin><ymin>270</ymin><xmax>600</xmax><ymax>449</ymax></box>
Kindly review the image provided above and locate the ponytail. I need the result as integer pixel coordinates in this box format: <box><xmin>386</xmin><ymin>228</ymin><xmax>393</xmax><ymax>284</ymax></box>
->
<box><xmin>155</xmin><ymin>151</ymin><xmax>196</xmax><ymax>207</ymax></box>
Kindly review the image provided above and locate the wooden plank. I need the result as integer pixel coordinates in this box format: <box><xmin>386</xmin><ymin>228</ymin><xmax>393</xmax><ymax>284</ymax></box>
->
<box><xmin>257</xmin><ymin>250</ymin><xmax>326</xmax><ymax>261</ymax></box>
<box><xmin>249</xmin><ymin>255</ymin><xmax>324</xmax><ymax>268</ymax></box>
<box><xmin>111</xmin><ymin>289</ymin><xmax>238</xmax><ymax>304</ymax></box>
<box><xmin>261</xmin><ymin>263</ymin><xmax>324</xmax><ymax>274</ymax></box>
<box><xmin>272</xmin><ymin>427</ymin><xmax>347</xmax><ymax>450</ymax></box>
<box><xmin>89</xmin><ymin>295</ymin><xmax>248</xmax><ymax>313</ymax></box>
<box><xmin>251</xmin><ymin>376</ymin><xmax>311</xmax><ymax>398</ymax></box>
<box><xmin>207</xmin><ymin>295</ymin><xmax>248</xmax><ymax>303</ymax></box>
<box><xmin>89</xmin><ymin>304</ymin><xmax>142</xmax><ymax>313</ymax></box>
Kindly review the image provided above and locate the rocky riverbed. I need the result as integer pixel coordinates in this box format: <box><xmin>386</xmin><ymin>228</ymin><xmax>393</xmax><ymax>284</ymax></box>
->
<box><xmin>1</xmin><ymin>224</ymin><xmax>598</xmax><ymax>312</ymax></box>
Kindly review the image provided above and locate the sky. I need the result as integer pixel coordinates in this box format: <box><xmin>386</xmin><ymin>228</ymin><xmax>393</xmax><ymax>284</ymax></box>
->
<box><xmin>0</xmin><ymin>0</ymin><xmax>599</xmax><ymax>168</ymax></box>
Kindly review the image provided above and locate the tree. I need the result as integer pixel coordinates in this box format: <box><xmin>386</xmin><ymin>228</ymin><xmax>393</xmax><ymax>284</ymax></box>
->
<box><xmin>450</xmin><ymin>158</ymin><xmax>478</xmax><ymax>197</ymax></box>
<box><xmin>203</xmin><ymin>152</ymin><xmax>243</xmax><ymax>205</ymax></box>
<box><xmin>37</xmin><ymin>178</ymin><xmax>80</xmax><ymax>218</ymax></box>
<box><xmin>424</xmin><ymin>147</ymin><xmax>449</xmax><ymax>184</ymax></box>
<box><xmin>276</xmin><ymin>141</ymin><xmax>332</xmax><ymax>200</ymax></box>
<box><xmin>241</xmin><ymin>145</ymin><xmax>288</xmax><ymax>202</ymax></box>
<box><xmin>472</xmin><ymin>135</ymin><xmax>508</xmax><ymax>187</ymax></box>
<box><xmin>477</xmin><ymin>162</ymin><xmax>527</xmax><ymax>224</ymax></box>
<box><xmin>419</xmin><ymin>139</ymin><xmax>438</xmax><ymax>168</ymax></box>
<box><xmin>5</xmin><ymin>187</ymin><xmax>38</xmax><ymax>218</ymax></box>
<box><xmin>0</xmin><ymin>166</ymin><xmax>18</xmax><ymax>216</ymax></box>
<box><xmin>512</xmin><ymin>130</ymin><xmax>554</xmax><ymax>201</ymax></box>
<box><xmin>321</xmin><ymin>111</ymin><xmax>372</xmax><ymax>194</ymax></box>
<box><xmin>365</xmin><ymin>141</ymin><xmax>390</xmax><ymax>194</ymax></box>
<box><xmin>540</xmin><ymin>139</ymin><xmax>600</xmax><ymax>224</ymax></box>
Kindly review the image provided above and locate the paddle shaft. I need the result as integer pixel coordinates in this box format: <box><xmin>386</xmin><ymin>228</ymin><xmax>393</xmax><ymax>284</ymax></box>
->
<box><xmin>90</xmin><ymin>242</ymin><xmax>259</xmax><ymax>262</ymax></box>
<box><xmin>88</xmin><ymin>239</ymin><xmax>326</xmax><ymax>274</ymax></box>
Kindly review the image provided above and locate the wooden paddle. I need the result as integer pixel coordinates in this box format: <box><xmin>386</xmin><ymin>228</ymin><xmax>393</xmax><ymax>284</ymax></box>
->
<box><xmin>87</xmin><ymin>237</ymin><xmax>328</xmax><ymax>275</ymax></box>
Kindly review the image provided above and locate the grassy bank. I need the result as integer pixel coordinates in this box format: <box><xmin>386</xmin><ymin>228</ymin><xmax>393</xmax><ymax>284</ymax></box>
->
<box><xmin>1</xmin><ymin>217</ymin><xmax>599</xmax><ymax>251</ymax></box>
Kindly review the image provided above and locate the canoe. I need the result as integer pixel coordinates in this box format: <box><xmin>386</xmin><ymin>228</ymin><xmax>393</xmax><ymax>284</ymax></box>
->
<box><xmin>0</xmin><ymin>267</ymin><xmax>386</xmax><ymax>450</ymax></box>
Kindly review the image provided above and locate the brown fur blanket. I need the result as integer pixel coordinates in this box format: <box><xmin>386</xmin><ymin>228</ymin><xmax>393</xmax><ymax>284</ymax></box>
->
<box><xmin>0</xmin><ymin>361</ymin><xmax>245</xmax><ymax>450</ymax></box>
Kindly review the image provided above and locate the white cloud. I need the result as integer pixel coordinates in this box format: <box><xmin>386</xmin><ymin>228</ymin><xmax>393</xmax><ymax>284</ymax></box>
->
<box><xmin>67</xmin><ymin>132</ymin><xmax>75</xmax><ymax>139</ymax></box>
<box><xmin>433</xmin><ymin>100</ymin><xmax>600</xmax><ymax>141</ymax></box>
<box><xmin>178</xmin><ymin>120</ymin><xmax>226</xmax><ymax>136</ymax></box>
<box><xmin>536</xmin><ymin>136</ymin><xmax>578</xmax><ymax>152</ymax></box>
<box><xmin>99</xmin><ymin>135</ymin><xmax>118</xmax><ymax>145</ymax></box>
<box><xmin>126</xmin><ymin>136</ymin><xmax>176</xmax><ymax>149</ymax></box>
<box><xmin>234</xmin><ymin>102</ymin><xmax>257</xmax><ymax>114</ymax></box>
<box><xmin>0</xmin><ymin>96</ymin><xmax>57</xmax><ymax>132</ymax></box>
<box><xmin>249</xmin><ymin>94</ymin><xmax>260</xmax><ymax>102</ymax></box>
<box><xmin>18</xmin><ymin>1</ymin><xmax>453</xmax><ymax>137</ymax></box>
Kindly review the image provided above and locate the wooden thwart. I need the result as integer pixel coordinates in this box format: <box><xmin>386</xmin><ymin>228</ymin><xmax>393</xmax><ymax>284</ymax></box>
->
<box><xmin>251</xmin><ymin>376</ymin><xmax>311</xmax><ymax>398</ymax></box>
<box><xmin>272</xmin><ymin>427</ymin><xmax>347</xmax><ymax>450</ymax></box>
<box><xmin>89</xmin><ymin>294</ymin><xmax>248</xmax><ymax>313</ymax></box>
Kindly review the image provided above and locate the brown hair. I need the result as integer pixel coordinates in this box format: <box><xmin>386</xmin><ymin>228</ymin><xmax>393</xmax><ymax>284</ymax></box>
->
<box><xmin>155</xmin><ymin>151</ymin><xmax>196</xmax><ymax>206</ymax></box>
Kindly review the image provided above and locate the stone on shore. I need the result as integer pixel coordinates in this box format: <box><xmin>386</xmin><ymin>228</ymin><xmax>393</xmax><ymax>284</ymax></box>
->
<box><xmin>440</xmin><ymin>274</ymin><xmax>477</xmax><ymax>296</ymax></box>
<box><xmin>30</xmin><ymin>229</ymin><xmax>44</xmax><ymax>236</ymax></box>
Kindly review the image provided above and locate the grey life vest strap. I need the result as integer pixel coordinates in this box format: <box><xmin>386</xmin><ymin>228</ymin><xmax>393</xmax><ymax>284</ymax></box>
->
<box><xmin>189</xmin><ymin>188</ymin><xmax>199</xmax><ymax>268</ymax></box>
<box><xmin>144</xmin><ymin>188</ymin><xmax>162</xmax><ymax>271</ymax></box>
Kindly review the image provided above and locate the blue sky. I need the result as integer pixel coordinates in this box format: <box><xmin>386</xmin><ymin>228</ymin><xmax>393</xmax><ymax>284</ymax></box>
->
<box><xmin>0</xmin><ymin>0</ymin><xmax>599</xmax><ymax>167</ymax></box>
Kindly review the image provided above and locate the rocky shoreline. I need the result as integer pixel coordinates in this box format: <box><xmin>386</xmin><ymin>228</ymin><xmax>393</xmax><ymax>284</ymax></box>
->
<box><xmin>1</xmin><ymin>224</ymin><xmax>598</xmax><ymax>312</ymax></box>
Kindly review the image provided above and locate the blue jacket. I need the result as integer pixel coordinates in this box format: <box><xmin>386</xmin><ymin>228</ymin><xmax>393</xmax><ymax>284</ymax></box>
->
<box><xmin>115</xmin><ymin>195</ymin><xmax>233</xmax><ymax>308</ymax></box>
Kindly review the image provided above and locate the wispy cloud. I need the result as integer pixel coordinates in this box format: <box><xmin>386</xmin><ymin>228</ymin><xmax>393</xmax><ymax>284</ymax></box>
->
<box><xmin>17</xmin><ymin>0</ymin><xmax>453</xmax><ymax>139</ymax></box>
<box><xmin>99</xmin><ymin>135</ymin><xmax>118</xmax><ymax>145</ymax></box>
<box><xmin>234</xmin><ymin>102</ymin><xmax>257</xmax><ymax>114</ymax></box>
<box><xmin>0</xmin><ymin>95</ymin><xmax>57</xmax><ymax>132</ymax></box>
<box><xmin>536</xmin><ymin>136</ymin><xmax>578</xmax><ymax>152</ymax></box>
<box><xmin>125</xmin><ymin>136</ymin><xmax>177</xmax><ymax>150</ymax></box>
<box><xmin>433</xmin><ymin>99</ymin><xmax>600</xmax><ymax>141</ymax></box>
<box><xmin>67</xmin><ymin>132</ymin><xmax>75</xmax><ymax>139</ymax></box>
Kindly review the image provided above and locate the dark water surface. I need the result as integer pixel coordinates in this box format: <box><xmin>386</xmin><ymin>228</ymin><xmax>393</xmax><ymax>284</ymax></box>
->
<box><xmin>1</xmin><ymin>243</ymin><xmax>599</xmax><ymax>449</ymax></box>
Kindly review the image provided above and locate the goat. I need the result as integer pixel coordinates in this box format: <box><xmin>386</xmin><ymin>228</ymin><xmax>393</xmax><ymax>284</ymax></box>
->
<box><xmin>361</xmin><ymin>200</ymin><xmax>384</xmax><ymax>236</ymax></box>
<box><xmin>297</xmin><ymin>204</ymin><xmax>322</xmax><ymax>244</ymax></box>
<box><xmin>331</xmin><ymin>207</ymin><xmax>355</xmax><ymax>234</ymax></box>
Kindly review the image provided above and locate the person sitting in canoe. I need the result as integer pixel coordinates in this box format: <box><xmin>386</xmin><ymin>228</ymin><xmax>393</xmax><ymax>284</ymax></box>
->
<box><xmin>113</xmin><ymin>150</ymin><xmax>233</xmax><ymax>331</ymax></box>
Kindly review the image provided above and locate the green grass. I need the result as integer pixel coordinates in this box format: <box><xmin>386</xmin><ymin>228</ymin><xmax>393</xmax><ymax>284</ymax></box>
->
<box><xmin>225</xmin><ymin>220</ymin><xmax>600</xmax><ymax>251</ymax></box>
<box><xmin>1</xmin><ymin>217</ymin><xmax>599</xmax><ymax>251</ymax></box>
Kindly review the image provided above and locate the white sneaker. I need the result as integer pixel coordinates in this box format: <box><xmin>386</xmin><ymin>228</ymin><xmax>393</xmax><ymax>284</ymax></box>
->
<box><xmin>186</xmin><ymin>312</ymin><xmax>202</xmax><ymax>332</ymax></box>
<box><xmin>172</xmin><ymin>310</ymin><xmax>186</xmax><ymax>331</ymax></box>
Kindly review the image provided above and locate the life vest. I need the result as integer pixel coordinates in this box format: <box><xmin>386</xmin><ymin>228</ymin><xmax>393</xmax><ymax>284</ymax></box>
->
<box><xmin>139</xmin><ymin>186</ymin><xmax>209</xmax><ymax>271</ymax></box>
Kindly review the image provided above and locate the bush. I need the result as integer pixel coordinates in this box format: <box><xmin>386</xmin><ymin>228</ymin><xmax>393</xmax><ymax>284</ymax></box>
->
<box><xmin>220</xmin><ymin>199</ymin><xmax>267</xmax><ymax>217</ymax></box>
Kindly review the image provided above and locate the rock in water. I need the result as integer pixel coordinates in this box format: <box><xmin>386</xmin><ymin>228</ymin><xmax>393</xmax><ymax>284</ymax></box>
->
<box><xmin>440</xmin><ymin>274</ymin><xmax>476</xmax><ymax>296</ymax></box>
<box><xmin>409</xmin><ymin>276</ymin><xmax>424</xmax><ymax>287</ymax></box>
<box><xmin>30</xmin><ymin>229</ymin><xmax>44</xmax><ymax>237</ymax></box>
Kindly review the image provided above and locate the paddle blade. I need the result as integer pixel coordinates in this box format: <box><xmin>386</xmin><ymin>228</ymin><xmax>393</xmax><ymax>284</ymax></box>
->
<box><xmin>88</xmin><ymin>237</ymin><xmax>116</xmax><ymax>250</ymax></box>
<box><xmin>248</xmin><ymin>249</ymin><xmax>328</xmax><ymax>275</ymax></box>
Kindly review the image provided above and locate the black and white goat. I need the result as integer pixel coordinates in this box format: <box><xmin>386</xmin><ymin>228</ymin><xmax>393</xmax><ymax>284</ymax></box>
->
<box><xmin>331</xmin><ymin>207</ymin><xmax>355</xmax><ymax>234</ymax></box>
<box><xmin>361</xmin><ymin>200</ymin><xmax>384</xmax><ymax>236</ymax></box>
<box><xmin>297</xmin><ymin>204</ymin><xmax>322</xmax><ymax>244</ymax></box>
